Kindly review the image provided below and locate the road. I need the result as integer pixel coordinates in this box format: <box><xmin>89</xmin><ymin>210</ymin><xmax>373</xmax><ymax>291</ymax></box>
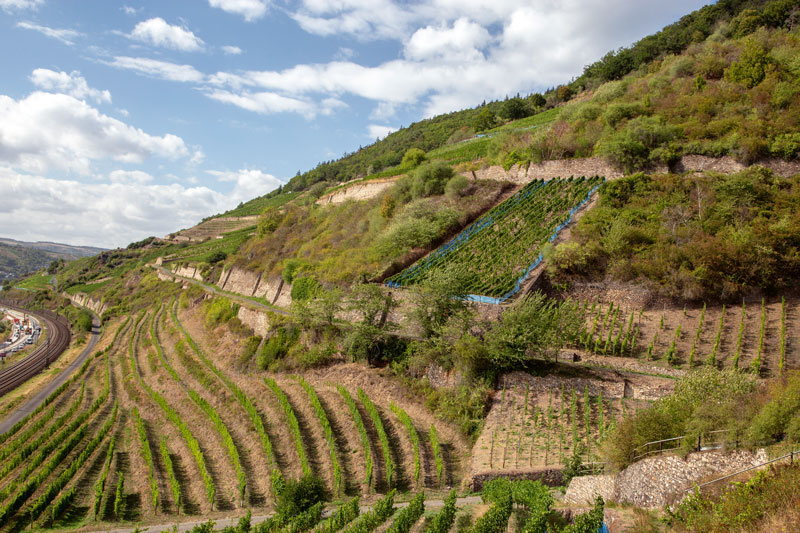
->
<box><xmin>103</xmin><ymin>495</ymin><xmax>484</xmax><ymax>533</ymax></box>
<box><xmin>0</xmin><ymin>312</ymin><xmax>100</xmax><ymax>434</ymax></box>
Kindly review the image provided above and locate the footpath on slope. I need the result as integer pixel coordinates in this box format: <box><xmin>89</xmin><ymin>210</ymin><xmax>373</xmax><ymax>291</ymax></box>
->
<box><xmin>153</xmin><ymin>264</ymin><xmax>290</xmax><ymax>317</ymax></box>
<box><xmin>103</xmin><ymin>495</ymin><xmax>484</xmax><ymax>533</ymax></box>
<box><xmin>0</xmin><ymin>311</ymin><xmax>101</xmax><ymax>434</ymax></box>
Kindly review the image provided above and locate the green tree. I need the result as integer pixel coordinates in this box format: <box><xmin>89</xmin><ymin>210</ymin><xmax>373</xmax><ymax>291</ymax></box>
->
<box><xmin>401</xmin><ymin>148</ymin><xmax>426</xmax><ymax>168</ymax></box>
<box><xmin>473</xmin><ymin>106</ymin><xmax>497</xmax><ymax>132</ymax></box>
<box><xmin>411</xmin><ymin>161</ymin><xmax>455</xmax><ymax>198</ymax></box>
<box><xmin>725</xmin><ymin>38</ymin><xmax>771</xmax><ymax>88</ymax></box>
<box><xmin>258</xmin><ymin>206</ymin><xmax>283</xmax><ymax>236</ymax></box>
<box><xmin>529</xmin><ymin>93</ymin><xmax>546</xmax><ymax>109</ymax></box>
<box><xmin>407</xmin><ymin>268</ymin><xmax>471</xmax><ymax>338</ymax></box>
<box><xmin>499</xmin><ymin>97</ymin><xmax>531</xmax><ymax>120</ymax></box>
<box><xmin>484</xmin><ymin>292</ymin><xmax>582</xmax><ymax>367</ymax></box>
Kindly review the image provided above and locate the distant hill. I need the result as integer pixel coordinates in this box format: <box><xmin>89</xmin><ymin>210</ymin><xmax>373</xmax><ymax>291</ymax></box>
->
<box><xmin>0</xmin><ymin>238</ymin><xmax>104</xmax><ymax>280</ymax></box>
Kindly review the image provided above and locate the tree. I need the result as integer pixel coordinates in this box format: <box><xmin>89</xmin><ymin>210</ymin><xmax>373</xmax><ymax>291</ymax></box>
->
<box><xmin>500</xmin><ymin>97</ymin><xmax>531</xmax><ymax>120</ymax></box>
<box><xmin>411</xmin><ymin>161</ymin><xmax>454</xmax><ymax>198</ymax></box>
<box><xmin>725</xmin><ymin>38</ymin><xmax>771</xmax><ymax>88</ymax></box>
<box><xmin>529</xmin><ymin>93</ymin><xmax>546</xmax><ymax>109</ymax></box>
<box><xmin>258</xmin><ymin>207</ymin><xmax>283</xmax><ymax>236</ymax></box>
<box><xmin>276</xmin><ymin>474</ymin><xmax>324</xmax><ymax>518</ymax></box>
<box><xmin>407</xmin><ymin>268</ymin><xmax>471</xmax><ymax>338</ymax></box>
<box><xmin>473</xmin><ymin>107</ymin><xmax>497</xmax><ymax>132</ymax></box>
<box><xmin>401</xmin><ymin>148</ymin><xmax>426</xmax><ymax>168</ymax></box>
<box><xmin>484</xmin><ymin>292</ymin><xmax>582</xmax><ymax>367</ymax></box>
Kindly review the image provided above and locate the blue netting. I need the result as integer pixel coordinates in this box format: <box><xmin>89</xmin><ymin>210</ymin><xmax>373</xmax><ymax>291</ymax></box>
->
<box><xmin>462</xmin><ymin>182</ymin><xmax>602</xmax><ymax>305</ymax></box>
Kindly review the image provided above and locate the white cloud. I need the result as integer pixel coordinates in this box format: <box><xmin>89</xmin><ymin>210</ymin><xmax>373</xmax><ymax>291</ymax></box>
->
<box><xmin>0</xmin><ymin>0</ymin><xmax>43</xmax><ymax>10</ymax></box>
<box><xmin>0</xmin><ymin>166</ymin><xmax>264</xmax><ymax>248</ymax></box>
<box><xmin>0</xmin><ymin>91</ymin><xmax>190</xmax><ymax>175</ymax></box>
<box><xmin>30</xmin><ymin>69</ymin><xmax>112</xmax><ymax>104</ymax></box>
<box><xmin>130</xmin><ymin>17</ymin><xmax>205</xmax><ymax>52</ymax></box>
<box><xmin>404</xmin><ymin>18</ymin><xmax>490</xmax><ymax>62</ymax></box>
<box><xmin>122</xmin><ymin>5</ymin><xmax>138</xmax><ymax>15</ymax></box>
<box><xmin>292</xmin><ymin>0</ymin><xmax>412</xmax><ymax>40</ymax></box>
<box><xmin>222</xmin><ymin>45</ymin><xmax>242</xmax><ymax>55</ymax></box>
<box><xmin>108</xmin><ymin>169</ymin><xmax>154</xmax><ymax>184</ymax></box>
<box><xmin>205</xmin><ymin>89</ymin><xmax>316</xmax><ymax>117</ymax></box>
<box><xmin>205</xmin><ymin>168</ymin><xmax>284</xmax><ymax>205</ymax></box>
<box><xmin>367</xmin><ymin>124</ymin><xmax>397</xmax><ymax>140</ymax></box>
<box><xmin>108</xmin><ymin>56</ymin><xmax>205</xmax><ymax>83</ymax></box>
<box><xmin>209</xmin><ymin>0</ymin><xmax>269</xmax><ymax>22</ymax></box>
<box><xmin>16</xmin><ymin>21</ymin><xmax>82</xmax><ymax>45</ymax></box>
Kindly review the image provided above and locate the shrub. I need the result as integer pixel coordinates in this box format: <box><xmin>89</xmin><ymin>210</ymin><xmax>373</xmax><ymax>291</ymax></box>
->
<box><xmin>603</xmin><ymin>102</ymin><xmax>644</xmax><ymax>128</ymax></box>
<box><xmin>275</xmin><ymin>474</ymin><xmax>324</xmax><ymax>518</ymax></box>
<box><xmin>411</xmin><ymin>161</ymin><xmax>454</xmax><ymax>198</ymax></box>
<box><xmin>499</xmin><ymin>97</ymin><xmax>531</xmax><ymax>120</ymax></box>
<box><xmin>290</xmin><ymin>277</ymin><xmax>321</xmax><ymax>301</ymax></box>
<box><xmin>473</xmin><ymin>107</ymin><xmax>497</xmax><ymax>132</ymax></box>
<box><xmin>258</xmin><ymin>207</ymin><xmax>283</xmax><ymax>236</ymax></box>
<box><xmin>725</xmin><ymin>38</ymin><xmax>771</xmax><ymax>88</ymax></box>
<box><xmin>444</xmin><ymin>174</ymin><xmax>470</xmax><ymax>200</ymax></box>
<box><xmin>401</xmin><ymin>148</ymin><xmax>426</xmax><ymax>168</ymax></box>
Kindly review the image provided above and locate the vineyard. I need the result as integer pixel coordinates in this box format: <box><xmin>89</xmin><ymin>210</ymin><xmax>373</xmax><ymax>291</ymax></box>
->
<box><xmin>386</xmin><ymin>176</ymin><xmax>603</xmax><ymax>300</ymax></box>
<box><xmin>472</xmin><ymin>374</ymin><xmax>653</xmax><ymax>474</ymax></box>
<box><xmin>0</xmin><ymin>299</ymin><xmax>460</xmax><ymax>529</ymax></box>
<box><xmin>577</xmin><ymin>297</ymin><xmax>800</xmax><ymax>376</ymax></box>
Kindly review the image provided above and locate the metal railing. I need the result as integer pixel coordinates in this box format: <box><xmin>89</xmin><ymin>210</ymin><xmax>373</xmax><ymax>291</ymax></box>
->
<box><xmin>684</xmin><ymin>449</ymin><xmax>800</xmax><ymax>493</ymax></box>
<box><xmin>631</xmin><ymin>429</ymin><xmax>732</xmax><ymax>462</ymax></box>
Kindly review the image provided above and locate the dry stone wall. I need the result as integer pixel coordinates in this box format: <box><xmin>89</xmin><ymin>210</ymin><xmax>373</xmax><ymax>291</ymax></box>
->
<box><xmin>565</xmin><ymin>448</ymin><xmax>769</xmax><ymax>509</ymax></box>
<box><xmin>217</xmin><ymin>266</ymin><xmax>291</xmax><ymax>306</ymax></box>
<box><xmin>172</xmin><ymin>264</ymin><xmax>203</xmax><ymax>282</ymax></box>
<box><xmin>64</xmin><ymin>292</ymin><xmax>108</xmax><ymax>316</ymax></box>
<box><xmin>237</xmin><ymin>306</ymin><xmax>271</xmax><ymax>336</ymax></box>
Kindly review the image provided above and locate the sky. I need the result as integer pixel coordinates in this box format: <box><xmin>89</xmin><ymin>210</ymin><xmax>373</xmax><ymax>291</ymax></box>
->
<box><xmin>0</xmin><ymin>0</ymin><xmax>710</xmax><ymax>249</ymax></box>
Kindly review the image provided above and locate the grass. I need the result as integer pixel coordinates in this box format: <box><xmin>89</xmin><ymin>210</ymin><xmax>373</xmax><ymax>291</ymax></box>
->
<box><xmin>214</xmin><ymin>192</ymin><xmax>300</xmax><ymax>218</ymax></box>
<box><xmin>14</xmin><ymin>273</ymin><xmax>52</xmax><ymax>291</ymax></box>
<box><xmin>65</xmin><ymin>279</ymin><xmax>112</xmax><ymax>295</ymax></box>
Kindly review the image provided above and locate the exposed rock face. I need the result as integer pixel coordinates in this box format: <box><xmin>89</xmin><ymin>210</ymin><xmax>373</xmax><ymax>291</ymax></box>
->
<box><xmin>172</xmin><ymin>264</ymin><xmax>203</xmax><ymax>281</ymax></box>
<box><xmin>237</xmin><ymin>306</ymin><xmax>270</xmax><ymax>336</ymax></box>
<box><xmin>217</xmin><ymin>266</ymin><xmax>291</xmax><ymax>306</ymax></box>
<box><xmin>64</xmin><ymin>292</ymin><xmax>108</xmax><ymax>316</ymax></box>
<box><xmin>316</xmin><ymin>178</ymin><xmax>398</xmax><ymax>205</ymax></box>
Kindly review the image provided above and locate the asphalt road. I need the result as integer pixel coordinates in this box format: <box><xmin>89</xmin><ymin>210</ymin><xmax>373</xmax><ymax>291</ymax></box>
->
<box><xmin>0</xmin><ymin>313</ymin><xmax>101</xmax><ymax>434</ymax></box>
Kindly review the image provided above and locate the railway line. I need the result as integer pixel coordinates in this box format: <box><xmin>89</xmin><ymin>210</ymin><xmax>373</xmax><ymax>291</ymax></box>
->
<box><xmin>0</xmin><ymin>303</ymin><xmax>72</xmax><ymax>397</ymax></box>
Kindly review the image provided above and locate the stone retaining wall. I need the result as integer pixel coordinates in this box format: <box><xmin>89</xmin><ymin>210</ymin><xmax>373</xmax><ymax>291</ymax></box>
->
<box><xmin>564</xmin><ymin>448</ymin><xmax>769</xmax><ymax>509</ymax></box>
<box><xmin>64</xmin><ymin>292</ymin><xmax>108</xmax><ymax>316</ymax></box>
<box><xmin>172</xmin><ymin>265</ymin><xmax>203</xmax><ymax>282</ymax></box>
<box><xmin>217</xmin><ymin>266</ymin><xmax>291</xmax><ymax>306</ymax></box>
<box><xmin>237</xmin><ymin>306</ymin><xmax>270</xmax><ymax>336</ymax></box>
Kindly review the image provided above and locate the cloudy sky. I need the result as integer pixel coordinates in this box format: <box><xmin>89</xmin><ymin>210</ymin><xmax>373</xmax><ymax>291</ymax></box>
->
<box><xmin>0</xmin><ymin>0</ymin><xmax>709</xmax><ymax>248</ymax></box>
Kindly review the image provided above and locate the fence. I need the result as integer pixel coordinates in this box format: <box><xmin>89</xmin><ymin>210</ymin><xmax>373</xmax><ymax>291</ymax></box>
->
<box><xmin>631</xmin><ymin>430</ymin><xmax>732</xmax><ymax>462</ymax></box>
<box><xmin>684</xmin><ymin>449</ymin><xmax>799</xmax><ymax>494</ymax></box>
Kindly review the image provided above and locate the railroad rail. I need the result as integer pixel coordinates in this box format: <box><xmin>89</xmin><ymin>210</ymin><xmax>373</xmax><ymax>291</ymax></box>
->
<box><xmin>0</xmin><ymin>303</ymin><xmax>71</xmax><ymax>396</ymax></box>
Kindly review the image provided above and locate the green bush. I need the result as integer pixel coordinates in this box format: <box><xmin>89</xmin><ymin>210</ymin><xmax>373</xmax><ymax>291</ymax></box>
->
<box><xmin>290</xmin><ymin>277</ymin><xmax>321</xmax><ymax>301</ymax></box>
<box><xmin>411</xmin><ymin>161</ymin><xmax>455</xmax><ymax>198</ymax></box>
<box><xmin>725</xmin><ymin>37</ymin><xmax>771</xmax><ymax>88</ymax></box>
<box><xmin>401</xmin><ymin>148</ymin><xmax>426</xmax><ymax>168</ymax></box>
<box><xmin>747</xmin><ymin>373</ymin><xmax>800</xmax><ymax>444</ymax></box>
<box><xmin>444</xmin><ymin>174</ymin><xmax>470</xmax><ymax>200</ymax></box>
<box><xmin>275</xmin><ymin>474</ymin><xmax>325</xmax><ymax>519</ymax></box>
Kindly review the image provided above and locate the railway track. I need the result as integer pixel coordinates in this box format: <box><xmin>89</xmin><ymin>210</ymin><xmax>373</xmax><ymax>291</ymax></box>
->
<box><xmin>0</xmin><ymin>304</ymin><xmax>72</xmax><ymax>397</ymax></box>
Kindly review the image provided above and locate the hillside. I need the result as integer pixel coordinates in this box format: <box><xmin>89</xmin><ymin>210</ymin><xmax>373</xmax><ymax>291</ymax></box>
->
<box><xmin>0</xmin><ymin>239</ymin><xmax>104</xmax><ymax>281</ymax></box>
<box><xmin>4</xmin><ymin>1</ymin><xmax>800</xmax><ymax>532</ymax></box>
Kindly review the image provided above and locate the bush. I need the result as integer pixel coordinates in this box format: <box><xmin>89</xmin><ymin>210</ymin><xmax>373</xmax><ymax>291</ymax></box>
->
<box><xmin>258</xmin><ymin>207</ymin><xmax>283</xmax><ymax>236</ymax></box>
<box><xmin>473</xmin><ymin>107</ymin><xmax>497</xmax><ymax>132</ymax></box>
<box><xmin>290</xmin><ymin>277</ymin><xmax>320</xmax><ymax>301</ymax></box>
<box><xmin>725</xmin><ymin>38</ymin><xmax>771</xmax><ymax>88</ymax></box>
<box><xmin>747</xmin><ymin>373</ymin><xmax>800</xmax><ymax>444</ymax></box>
<box><xmin>499</xmin><ymin>97</ymin><xmax>531</xmax><ymax>120</ymax></box>
<box><xmin>444</xmin><ymin>175</ymin><xmax>470</xmax><ymax>200</ymax></box>
<box><xmin>401</xmin><ymin>148</ymin><xmax>426</xmax><ymax>168</ymax></box>
<box><xmin>411</xmin><ymin>161</ymin><xmax>455</xmax><ymax>198</ymax></box>
<box><xmin>275</xmin><ymin>474</ymin><xmax>325</xmax><ymax>518</ymax></box>
<box><xmin>206</xmin><ymin>251</ymin><xmax>227</xmax><ymax>264</ymax></box>
<box><xmin>603</xmin><ymin>102</ymin><xmax>644</xmax><ymax>128</ymax></box>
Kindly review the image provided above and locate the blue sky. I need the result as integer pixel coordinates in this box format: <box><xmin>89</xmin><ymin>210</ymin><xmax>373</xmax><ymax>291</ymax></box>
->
<box><xmin>0</xmin><ymin>0</ymin><xmax>709</xmax><ymax>248</ymax></box>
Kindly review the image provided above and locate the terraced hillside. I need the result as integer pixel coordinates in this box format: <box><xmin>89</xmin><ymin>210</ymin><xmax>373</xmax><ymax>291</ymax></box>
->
<box><xmin>386</xmin><ymin>176</ymin><xmax>603</xmax><ymax>301</ymax></box>
<box><xmin>0</xmin><ymin>294</ymin><xmax>465</xmax><ymax>529</ymax></box>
